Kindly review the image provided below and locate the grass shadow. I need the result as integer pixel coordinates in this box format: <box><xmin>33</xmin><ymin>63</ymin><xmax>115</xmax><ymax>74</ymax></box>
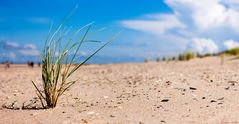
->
<box><xmin>2</xmin><ymin>98</ymin><xmax>47</xmax><ymax>110</ymax></box>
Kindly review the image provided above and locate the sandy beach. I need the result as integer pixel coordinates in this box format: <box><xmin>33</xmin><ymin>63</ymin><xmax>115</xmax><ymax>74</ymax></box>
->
<box><xmin>1</xmin><ymin>57</ymin><xmax>239</xmax><ymax>124</ymax></box>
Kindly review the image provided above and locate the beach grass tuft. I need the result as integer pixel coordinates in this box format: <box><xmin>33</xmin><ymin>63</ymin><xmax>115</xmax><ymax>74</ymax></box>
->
<box><xmin>225</xmin><ymin>47</ymin><xmax>239</xmax><ymax>56</ymax></box>
<box><xmin>178</xmin><ymin>51</ymin><xmax>195</xmax><ymax>61</ymax></box>
<box><xmin>31</xmin><ymin>8</ymin><xmax>118</xmax><ymax>108</ymax></box>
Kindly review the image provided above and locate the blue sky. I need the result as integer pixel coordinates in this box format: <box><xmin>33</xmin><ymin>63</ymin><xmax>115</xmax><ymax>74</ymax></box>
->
<box><xmin>1</xmin><ymin>0</ymin><xmax>239</xmax><ymax>63</ymax></box>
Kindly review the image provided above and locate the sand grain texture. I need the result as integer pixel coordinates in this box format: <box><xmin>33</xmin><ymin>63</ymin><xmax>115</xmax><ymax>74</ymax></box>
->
<box><xmin>1</xmin><ymin>57</ymin><xmax>239</xmax><ymax>124</ymax></box>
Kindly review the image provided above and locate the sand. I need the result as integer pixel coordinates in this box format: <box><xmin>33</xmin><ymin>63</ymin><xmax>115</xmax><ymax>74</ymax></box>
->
<box><xmin>1</xmin><ymin>57</ymin><xmax>239</xmax><ymax>124</ymax></box>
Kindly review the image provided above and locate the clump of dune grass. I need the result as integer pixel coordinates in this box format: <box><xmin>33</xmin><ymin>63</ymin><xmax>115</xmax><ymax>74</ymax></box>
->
<box><xmin>186</xmin><ymin>52</ymin><xmax>195</xmax><ymax>60</ymax></box>
<box><xmin>225</xmin><ymin>47</ymin><xmax>239</xmax><ymax>56</ymax></box>
<box><xmin>162</xmin><ymin>57</ymin><xmax>166</xmax><ymax>61</ymax></box>
<box><xmin>156</xmin><ymin>58</ymin><xmax>161</xmax><ymax>62</ymax></box>
<box><xmin>178</xmin><ymin>54</ymin><xmax>186</xmax><ymax>61</ymax></box>
<box><xmin>144</xmin><ymin>58</ymin><xmax>150</xmax><ymax>63</ymax></box>
<box><xmin>203</xmin><ymin>53</ymin><xmax>213</xmax><ymax>57</ymax></box>
<box><xmin>172</xmin><ymin>56</ymin><xmax>177</xmax><ymax>61</ymax></box>
<box><xmin>31</xmin><ymin>8</ymin><xmax>118</xmax><ymax>108</ymax></box>
<box><xmin>178</xmin><ymin>51</ymin><xmax>195</xmax><ymax>61</ymax></box>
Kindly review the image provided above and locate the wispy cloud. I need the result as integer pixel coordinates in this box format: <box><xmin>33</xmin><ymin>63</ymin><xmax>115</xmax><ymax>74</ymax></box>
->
<box><xmin>19</xmin><ymin>43</ymin><xmax>40</xmax><ymax>56</ymax></box>
<box><xmin>26</xmin><ymin>17</ymin><xmax>51</xmax><ymax>24</ymax></box>
<box><xmin>9</xmin><ymin>52</ymin><xmax>16</xmax><ymax>59</ymax></box>
<box><xmin>0</xmin><ymin>40</ymin><xmax>40</xmax><ymax>61</ymax></box>
<box><xmin>0</xmin><ymin>16</ymin><xmax>51</xmax><ymax>25</ymax></box>
<box><xmin>5</xmin><ymin>41</ymin><xmax>19</xmax><ymax>49</ymax></box>
<box><xmin>188</xmin><ymin>38</ymin><xmax>219</xmax><ymax>54</ymax></box>
<box><xmin>120</xmin><ymin>14</ymin><xmax>186</xmax><ymax>35</ymax></box>
<box><xmin>0</xmin><ymin>52</ymin><xmax>16</xmax><ymax>59</ymax></box>
<box><xmin>224</xmin><ymin>39</ymin><xmax>239</xmax><ymax>50</ymax></box>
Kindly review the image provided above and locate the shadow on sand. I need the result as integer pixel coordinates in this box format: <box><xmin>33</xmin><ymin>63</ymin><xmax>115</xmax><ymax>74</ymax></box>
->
<box><xmin>2</xmin><ymin>98</ymin><xmax>46</xmax><ymax>110</ymax></box>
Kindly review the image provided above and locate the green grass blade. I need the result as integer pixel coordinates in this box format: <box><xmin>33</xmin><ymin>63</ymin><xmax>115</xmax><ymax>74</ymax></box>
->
<box><xmin>31</xmin><ymin>81</ymin><xmax>46</xmax><ymax>100</ymax></box>
<box><xmin>66</xmin><ymin>31</ymin><xmax>122</xmax><ymax>78</ymax></box>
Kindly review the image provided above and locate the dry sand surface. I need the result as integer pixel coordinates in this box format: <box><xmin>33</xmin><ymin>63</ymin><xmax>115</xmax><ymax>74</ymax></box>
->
<box><xmin>1</xmin><ymin>57</ymin><xmax>239</xmax><ymax>124</ymax></box>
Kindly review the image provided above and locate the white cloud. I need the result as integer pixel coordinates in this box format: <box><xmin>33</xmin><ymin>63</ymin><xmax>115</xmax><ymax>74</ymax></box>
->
<box><xmin>189</xmin><ymin>38</ymin><xmax>219</xmax><ymax>54</ymax></box>
<box><xmin>19</xmin><ymin>49</ymin><xmax>40</xmax><ymax>56</ymax></box>
<box><xmin>223</xmin><ymin>0</ymin><xmax>239</xmax><ymax>4</ymax></box>
<box><xmin>224</xmin><ymin>39</ymin><xmax>239</xmax><ymax>50</ymax></box>
<box><xmin>6</xmin><ymin>41</ymin><xmax>19</xmax><ymax>48</ymax></box>
<box><xmin>165</xmin><ymin>0</ymin><xmax>239</xmax><ymax>32</ymax></box>
<box><xmin>0</xmin><ymin>52</ymin><xmax>16</xmax><ymax>59</ymax></box>
<box><xmin>120</xmin><ymin>14</ymin><xmax>185</xmax><ymax>35</ymax></box>
<box><xmin>19</xmin><ymin>44</ymin><xmax>40</xmax><ymax>56</ymax></box>
<box><xmin>119</xmin><ymin>0</ymin><xmax>239</xmax><ymax>56</ymax></box>
<box><xmin>9</xmin><ymin>52</ymin><xmax>16</xmax><ymax>59</ymax></box>
<box><xmin>0</xmin><ymin>41</ymin><xmax>40</xmax><ymax>57</ymax></box>
<box><xmin>24</xmin><ymin>44</ymin><xmax>37</xmax><ymax>49</ymax></box>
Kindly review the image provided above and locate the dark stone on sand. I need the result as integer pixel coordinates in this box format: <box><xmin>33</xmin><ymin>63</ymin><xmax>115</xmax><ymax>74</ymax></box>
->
<box><xmin>210</xmin><ymin>100</ymin><xmax>217</xmax><ymax>103</ymax></box>
<box><xmin>161</xmin><ymin>120</ymin><xmax>166</xmax><ymax>123</ymax></box>
<box><xmin>161</xmin><ymin>99</ymin><xmax>169</xmax><ymax>102</ymax></box>
<box><xmin>217</xmin><ymin>97</ymin><xmax>224</xmax><ymax>100</ymax></box>
<box><xmin>189</xmin><ymin>87</ymin><xmax>197</xmax><ymax>90</ymax></box>
<box><xmin>110</xmin><ymin>115</ymin><xmax>115</xmax><ymax>117</ymax></box>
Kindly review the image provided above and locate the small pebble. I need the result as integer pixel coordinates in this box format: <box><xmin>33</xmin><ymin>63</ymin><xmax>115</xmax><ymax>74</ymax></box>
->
<box><xmin>210</xmin><ymin>100</ymin><xmax>217</xmax><ymax>103</ymax></box>
<box><xmin>189</xmin><ymin>87</ymin><xmax>197</xmax><ymax>90</ymax></box>
<box><xmin>110</xmin><ymin>115</ymin><xmax>115</xmax><ymax>117</ymax></box>
<box><xmin>161</xmin><ymin>99</ymin><xmax>169</xmax><ymax>102</ymax></box>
